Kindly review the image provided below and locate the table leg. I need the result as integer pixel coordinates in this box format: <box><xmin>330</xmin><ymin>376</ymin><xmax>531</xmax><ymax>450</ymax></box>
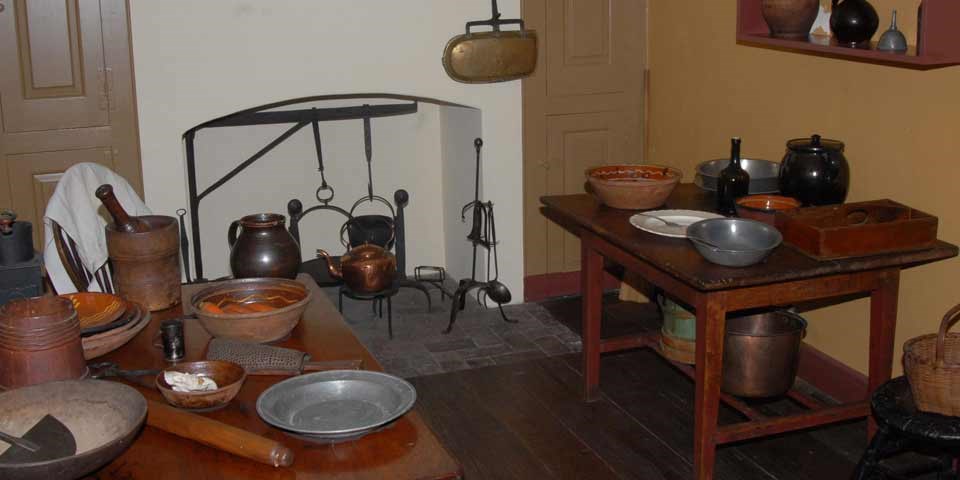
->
<box><xmin>694</xmin><ymin>295</ymin><xmax>726</xmax><ymax>480</ymax></box>
<box><xmin>867</xmin><ymin>270</ymin><xmax>900</xmax><ymax>438</ymax></box>
<box><xmin>581</xmin><ymin>235</ymin><xmax>603</xmax><ymax>402</ymax></box>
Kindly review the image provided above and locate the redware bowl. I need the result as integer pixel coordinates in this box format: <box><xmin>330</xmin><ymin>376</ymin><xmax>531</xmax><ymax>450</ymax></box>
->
<box><xmin>735</xmin><ymin>195</ymin><xmax>801</xmax><ymax>225</ymax></box>
<box><xmin>191</xmin><ymin>278</ymin><xmax>311</xmax><ymax>343</ymax></box>
<box><xmin>585</xmin><ymin>164</ymin><xmax>682</xmax><ymax>210</ymax></box>
<box><xmin>156</xmin><ymin>360</ymin><xmax>246</xmax><ymax>411</ymax></box>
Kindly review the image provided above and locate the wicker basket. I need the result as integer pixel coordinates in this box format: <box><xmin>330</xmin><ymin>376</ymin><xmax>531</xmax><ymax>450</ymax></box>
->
<box><xmin>903</xmin><ymin>303</ymin><xmax>960</xmax><ymax>416</ymax></box>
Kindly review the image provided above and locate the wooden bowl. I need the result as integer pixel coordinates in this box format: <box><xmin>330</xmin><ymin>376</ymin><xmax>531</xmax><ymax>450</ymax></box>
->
<box><xmin>156</xmin><ymin>361</ymin><xmax>246</xmax><ymax>411</ymax></box>
<box><xmin>81</xmin><ymin>303</ymin><xmax>149</xmax><ymax>360</ymax></box>
<box><xmin>735</xmin><ymin>195</ymin><xmax>801</xmax><ymax>225</ymax></box>
<box><xmin>190</xmin><ymin>278</ymin><xmax>311</xmax><ymax>343</ymax></box>
<box><xmin>61</xmin><ymin>292</ymin><xmax>126</xmax><ymax>335</ymax></box>
<box><xmin>0</xmin><ymin>380</ymin><xmax>146</xmax><ymax>480</ymax></box>
<box><xmin>586</xmin><ymin>164</ymin><xmax>682</xmax><ymax>210</ymax></box>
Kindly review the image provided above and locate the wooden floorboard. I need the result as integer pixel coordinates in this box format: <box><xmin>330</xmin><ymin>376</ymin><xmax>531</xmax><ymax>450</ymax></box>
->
<box><xmin>571</xmin><ymin>350</ymin><xmax>782</xmax><ymax>480</ymax></box>
<box><xmin>454</xmin><ymin>366</ymin><xmax>622</xmax><ymax>479</ymax></box>
<box><xmin>517</xmin><ymin>356</ymin><xmax>691</xmax><ymax>479</ymax></box>
<box><xmin>409</xmin><ymin>370</ymin><xmax>557</xmax><ymax>479</ymax></box>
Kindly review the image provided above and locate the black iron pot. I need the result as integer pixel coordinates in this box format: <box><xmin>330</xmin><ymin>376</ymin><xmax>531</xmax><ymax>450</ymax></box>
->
<box><xmin>778</xmin><ymin>134</ymin><xmax>849</xmax><ymax>206</ymax></box>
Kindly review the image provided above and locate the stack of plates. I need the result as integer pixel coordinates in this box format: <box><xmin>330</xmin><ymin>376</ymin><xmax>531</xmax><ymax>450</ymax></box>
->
<box><xmin>256</xmin><ymin>370</ymin><xmax>416</xmax><ymax>443</ymax></box>
<box><xmin>62</xmin><ymin>293</ymin><xmax>150</xmax><ymax>360</ymax></box>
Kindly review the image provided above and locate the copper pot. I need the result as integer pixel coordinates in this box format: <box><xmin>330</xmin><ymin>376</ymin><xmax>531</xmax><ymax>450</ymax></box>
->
<box><xmin>316</xmin><ymin>218</ymin><xmax>396</xmax><ymax>294</ymax></box>
<box><xmin>722</xmin><ymin>310</ymin><xmax>807</xmax><ymax>398</ymax></box>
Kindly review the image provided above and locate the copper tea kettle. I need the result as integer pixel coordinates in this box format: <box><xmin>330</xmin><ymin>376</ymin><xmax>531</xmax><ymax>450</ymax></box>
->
<box><xmin>316</xmin><ymin>218</ymin><xmax>397</xmax><ymax>293</ymax></box>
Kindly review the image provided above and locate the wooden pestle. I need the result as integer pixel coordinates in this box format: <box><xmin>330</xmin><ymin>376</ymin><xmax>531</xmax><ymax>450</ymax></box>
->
<box><xmin>146</xmin><ymin>399</ymin><xmax>294</xmax><ymax>468</ymax></box>
<box><xmin>95</xmin><ymin>184</ymin><xmax>150</xmax><ymax>233</ymax></box>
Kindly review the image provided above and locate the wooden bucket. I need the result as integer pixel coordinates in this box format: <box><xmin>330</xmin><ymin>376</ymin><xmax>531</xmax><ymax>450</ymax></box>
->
<box><xmin>658</xmin><ymin>295</ymin><xmax>696</xmax><ymax>365</ymax></box>
<box><xmin>0</xmin><ymin>296</ymin><xmax>87</xmax><ymax>389</ymax></box>
<box><xmin>106</xmin><ymin>215</ymin><xmax>181</xmax><ymax>311</ymax></box>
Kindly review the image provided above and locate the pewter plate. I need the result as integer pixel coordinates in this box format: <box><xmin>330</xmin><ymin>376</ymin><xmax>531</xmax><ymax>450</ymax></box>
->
<box><xmin>629</xmin><ymin>210</ymin><xmax>724</xmax><ymax>238</ymax></box>
<box><xmin>256</xmin><ymin>370</ymin><xmax>416</xmax><ymax>439</ymax></box>
<box><xmin>694</xmin><ymin>158</ymin><xmax>781</xmax><ymax>194</ymax></box>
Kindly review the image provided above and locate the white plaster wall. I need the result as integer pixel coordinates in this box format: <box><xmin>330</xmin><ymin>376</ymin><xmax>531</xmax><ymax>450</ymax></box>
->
<box><xmin>440</xmin><ymin>106</ymin><xmax>485</xmax><ymax>283</ymax></box>
<box><xmin>128</xmin><ymin>1</ymin><xmax>524</xmax><ymax>296</ymax></box>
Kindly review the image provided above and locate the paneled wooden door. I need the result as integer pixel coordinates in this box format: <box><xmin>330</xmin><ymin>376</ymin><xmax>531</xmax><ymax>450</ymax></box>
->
<box><xmin>522</xmin><ymin>0</ymin><xmax>647</xmax><ymax>279</ymax></box>
<box><xmin>0</xmin><ymin>0</ymin><xmax>142</xmax><ymax>248</ymax></box>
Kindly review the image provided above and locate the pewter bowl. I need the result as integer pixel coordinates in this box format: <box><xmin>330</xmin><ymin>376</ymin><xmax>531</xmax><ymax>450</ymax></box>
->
<box><xmin>694</xmin><ymin>158</ymin><xmax>780</xmax><ymax>194</ymax></box>
<box><xmin>256</xmin><ymin>370</ymin><xmax>416</xmax><ymax>443</ymax></box>
<box><xmin>687</xmin><ymin>218</ymin><xmax>782</xmax><ymax>267</ymax></box>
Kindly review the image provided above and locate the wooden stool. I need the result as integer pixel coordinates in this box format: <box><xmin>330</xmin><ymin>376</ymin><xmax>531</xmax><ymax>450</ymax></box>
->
<box><xmin>853</xmin><ymin>376</ymin><xmax>959</xmax><ymax>479</ymax></box>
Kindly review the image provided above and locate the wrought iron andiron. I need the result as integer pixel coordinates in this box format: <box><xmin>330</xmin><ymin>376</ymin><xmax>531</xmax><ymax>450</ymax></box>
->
<box><xmin>444</xmin><ymin>138</ymin><xmax>515</xmax><ymax>334</ymax></box>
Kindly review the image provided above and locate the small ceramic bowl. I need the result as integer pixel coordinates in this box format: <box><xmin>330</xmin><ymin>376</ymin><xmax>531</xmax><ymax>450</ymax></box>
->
<box><xmin>156</xmin><ymin>360</ymin><xmax>246</xmax><ymax>411</ymax></box>
<box><xmin>585</xmin><ymin>164</ymin><xmax>682</xmax><ymax>210</ymax></box>
<box><xmin>735</xmin><ymin>195</ymin><xmax>801</xmax><ymax>225</ymax></box>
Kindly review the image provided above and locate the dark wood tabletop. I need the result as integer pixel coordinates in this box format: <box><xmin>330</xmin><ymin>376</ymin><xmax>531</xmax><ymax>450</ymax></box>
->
<box><xmin>88</xmin><ymin>274</ymin><xmax>462</xmax><ymax>480</ymax></box>
<box><xmin>540</xmin><ymin>184</ymin><xmax>959</xmax><ymax>291</ymax></box>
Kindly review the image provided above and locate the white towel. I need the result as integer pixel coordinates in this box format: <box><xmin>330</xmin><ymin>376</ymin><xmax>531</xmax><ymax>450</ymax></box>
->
<box><xmin>43</xmin><ymin>163</ymin><xmax>151</xmax><ymax>294</ymax></box>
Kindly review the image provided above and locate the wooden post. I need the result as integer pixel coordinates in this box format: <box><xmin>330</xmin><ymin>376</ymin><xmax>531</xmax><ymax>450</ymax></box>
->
<box><xmin>693</xmin><ymin>293</ymin><xmax>726</xmax><ymax>480</ymax></box>
<box><xmin>581</xmin><ymin>231</ymin><xmax>604</xmax><ymax>402</ymax></box>
<box><xmin>867</xmin><ymin>269</ymin><xmax>900</xmax><ymax>437</ymax></box>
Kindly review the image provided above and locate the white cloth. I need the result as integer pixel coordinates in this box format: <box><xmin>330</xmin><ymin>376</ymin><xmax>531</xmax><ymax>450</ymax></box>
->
<box><xmin>43</xmin><ymin>163</ymin><xmax>151</xmax><ymax>294</ymax></box>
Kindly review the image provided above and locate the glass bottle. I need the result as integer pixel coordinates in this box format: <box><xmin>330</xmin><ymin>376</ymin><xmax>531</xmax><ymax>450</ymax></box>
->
<box><xmin>717</xmin><ymin>137</ymin><xmax>750</xmax><ymax>215</ymax></box>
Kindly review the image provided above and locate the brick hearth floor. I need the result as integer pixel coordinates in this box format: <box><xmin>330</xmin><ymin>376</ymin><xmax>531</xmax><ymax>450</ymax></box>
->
<box><xmin>322</xmin><ymin>286</ymin><xmax>583</xmax><ymax>378</ymax></box>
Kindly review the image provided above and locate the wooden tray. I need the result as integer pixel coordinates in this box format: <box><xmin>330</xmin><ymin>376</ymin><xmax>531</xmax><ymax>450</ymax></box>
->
<box><xmin>774</xmin><ymin>200</ymin><xmax>939</xmax><ymax>260</ymax></box>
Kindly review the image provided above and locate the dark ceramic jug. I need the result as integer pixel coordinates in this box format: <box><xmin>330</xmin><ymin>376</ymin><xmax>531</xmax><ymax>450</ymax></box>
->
<box><xmin>761</xmin><ymin>0</ymin><xmax>820</xmax><ymax>39</ymax></box>
<box><xmin>830</xmin><ymin>0</ymin><xmax>879</xmax><ymax>47</ymax></box>
<box><xmin>778</xmin><ymin>135</ymin><xmax>849</xmax><ymax>206</ymax></box>
<box><xmin>228</xmin><ymin>213</ymin><xmax>301</xmax><ymax>279</ymax></box>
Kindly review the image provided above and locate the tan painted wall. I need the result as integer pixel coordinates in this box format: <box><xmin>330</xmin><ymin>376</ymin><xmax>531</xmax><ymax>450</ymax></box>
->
<box><xmin>648</xmin><ymin>0</ymin><xmax>959</xmax><ymax>375</ymax></box>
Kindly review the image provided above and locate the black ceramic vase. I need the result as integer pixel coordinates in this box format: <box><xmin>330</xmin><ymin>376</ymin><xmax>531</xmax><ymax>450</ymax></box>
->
<box><xmin>778</xmin><ymin>135</ymin><xmax>849</xmax><ymax>206</ymax></box>
<box><xmin>830</xmin><ymin>0</ymin><xmax>879</xmax><ymax>47</ymax></box>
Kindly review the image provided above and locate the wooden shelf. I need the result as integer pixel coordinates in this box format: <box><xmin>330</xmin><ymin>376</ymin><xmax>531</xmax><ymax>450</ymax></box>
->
<box><xmin>736</xmin><ymin>0</ymin><xmax>960</xmax><ymax>68</ymax></box>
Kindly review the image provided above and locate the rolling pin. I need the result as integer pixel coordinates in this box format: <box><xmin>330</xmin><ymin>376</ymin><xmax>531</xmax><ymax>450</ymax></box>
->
<box><xmin>146</xmin><ymin>399</ymin><xmax>294</xmax><ymax>468</ymax></box>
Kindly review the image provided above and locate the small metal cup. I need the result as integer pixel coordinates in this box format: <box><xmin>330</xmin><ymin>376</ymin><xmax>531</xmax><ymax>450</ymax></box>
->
<box><xmin>159</xmin><ymin>319</ymin><xmax>185</xmax><ymax>361</ymax></box>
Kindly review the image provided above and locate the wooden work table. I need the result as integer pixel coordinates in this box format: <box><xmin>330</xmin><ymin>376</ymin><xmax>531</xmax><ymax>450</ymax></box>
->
<box><xmin>540</xmin><ymin>184</ymin><xmax>958</xmax><ymax>480</ymax></box>
<box><xmin>87</xmin><ymin>274</ymin><xmax>462</xmax><ymax>479</ymax></box>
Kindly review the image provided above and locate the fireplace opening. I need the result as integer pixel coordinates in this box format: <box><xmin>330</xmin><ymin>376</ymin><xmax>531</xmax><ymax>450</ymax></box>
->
<box><xmin>182</xmin><ymin>94</ymin><xmax>488</xmax><ymax>297</ymax></box>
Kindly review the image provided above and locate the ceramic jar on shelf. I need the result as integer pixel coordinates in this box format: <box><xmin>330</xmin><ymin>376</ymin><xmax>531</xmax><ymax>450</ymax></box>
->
<box><xmin>830</xmin><ymin>0</ymin><xmax>879</xmax><ymax>47</ymax></box>
<box><xmin>761</xmin><ymin>0</ymin><xmax>820</xmax><ymax>39</ymax></box>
